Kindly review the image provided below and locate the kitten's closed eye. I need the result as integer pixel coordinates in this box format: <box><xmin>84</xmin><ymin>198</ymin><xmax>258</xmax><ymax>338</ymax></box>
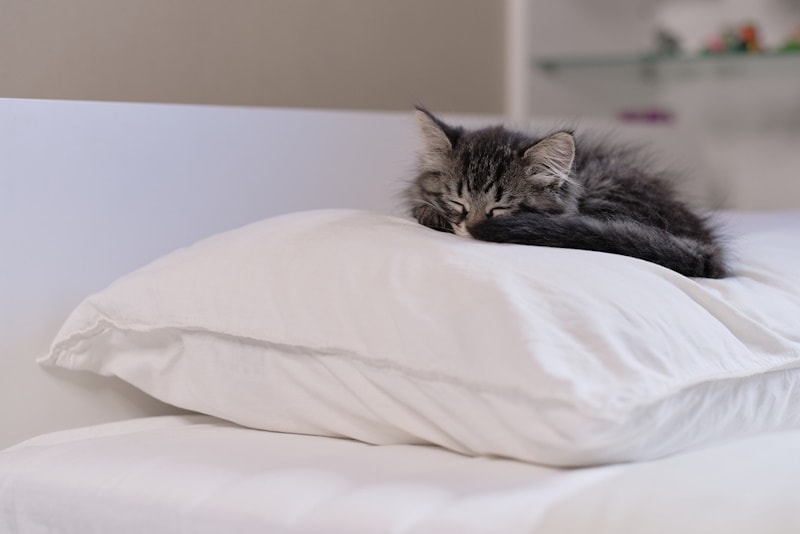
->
<box><xmin>488</xmin><ymin>206</ymin><xmax>512</xmax><ymax>218</ymax></box>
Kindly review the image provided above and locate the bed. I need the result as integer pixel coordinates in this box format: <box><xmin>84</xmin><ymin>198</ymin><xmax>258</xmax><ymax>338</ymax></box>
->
<box><xmin>2</xmin><ymin>98</ymin><xmax>799</xmax><ymax>533</ymax></box>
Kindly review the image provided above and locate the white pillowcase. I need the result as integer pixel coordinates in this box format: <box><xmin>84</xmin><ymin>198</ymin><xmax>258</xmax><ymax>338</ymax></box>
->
<box><xmin>42</xmin><ymin>210</ymin><xmax>800</xmax><ymax>466</ymax></box>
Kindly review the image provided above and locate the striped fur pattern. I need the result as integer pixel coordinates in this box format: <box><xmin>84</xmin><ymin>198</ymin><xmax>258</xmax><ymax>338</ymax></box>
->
<box><xmin>406</xmin><ymin>107</ymin><xmax>728</xmax><ymax>278</ymax></box>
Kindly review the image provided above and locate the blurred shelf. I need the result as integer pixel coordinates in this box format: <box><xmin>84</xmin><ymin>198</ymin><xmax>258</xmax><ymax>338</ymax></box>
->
<box><xmin>535</xmin><ymin>51</ymin><xmax>800</xmax><ymax>80</ymax></box>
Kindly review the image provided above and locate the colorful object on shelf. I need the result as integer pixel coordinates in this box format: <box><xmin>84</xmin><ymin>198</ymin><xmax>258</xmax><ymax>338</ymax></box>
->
<box><xmin>705</xmin><ymin>34</ymin><xmax>726</xmax><ymax>54</ymax></box>
<box><xmin>703</xmin><ymin>21</ymin><xmax>763</xmax><ymax>55</ymax></box>
<box><xmin>739</xmin><ymin>23</ymin><xmax>761</xmax><ymax>52</ymax></box>
<box><xmin>780</xmin><ymin>24</ymin><xmax>800</xmax><ymax>53</ymax></box>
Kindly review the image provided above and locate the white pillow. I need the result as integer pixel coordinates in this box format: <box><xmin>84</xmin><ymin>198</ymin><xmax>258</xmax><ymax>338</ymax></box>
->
<box><xmin>41</xmin><ymin>210</ymin><xmax>800</xmax><ymax>466</ymax></box>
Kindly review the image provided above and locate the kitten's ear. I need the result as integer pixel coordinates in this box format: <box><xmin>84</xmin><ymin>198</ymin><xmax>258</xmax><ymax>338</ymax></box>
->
<box><xmin>522</xmin><ymin>132</ymin><xmax>575</xmax><ymax>185</ymax></box>
<box><xmin>414</xmin><ymin>106</ymin><xmax>460</xmax><ymax>157</ymax></box>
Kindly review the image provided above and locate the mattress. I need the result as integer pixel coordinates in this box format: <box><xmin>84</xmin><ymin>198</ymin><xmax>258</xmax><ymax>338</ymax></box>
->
<box><xmin>2</xmin><ymin>415</ymin><xmax>800</xmax><ymax>533</ymax></box>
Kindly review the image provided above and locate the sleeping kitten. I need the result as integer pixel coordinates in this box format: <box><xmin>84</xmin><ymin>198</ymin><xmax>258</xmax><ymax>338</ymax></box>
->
<box><xmin>406</xmin><ymin>107</ymin><xmax>728</xmax><ymax>278</ymax></box>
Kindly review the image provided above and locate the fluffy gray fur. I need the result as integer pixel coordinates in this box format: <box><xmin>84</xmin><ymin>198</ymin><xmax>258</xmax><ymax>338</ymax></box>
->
<box><xmin>406</xmin><ymin>107</ymin><xmax>728</xmax><ymax>278</ymax></box>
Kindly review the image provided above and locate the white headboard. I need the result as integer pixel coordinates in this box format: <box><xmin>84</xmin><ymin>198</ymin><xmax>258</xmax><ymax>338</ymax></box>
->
<box><xmin>1</xmin><ymin>98</ymin><xmax>446</xmax><ymax>448</ymax></box>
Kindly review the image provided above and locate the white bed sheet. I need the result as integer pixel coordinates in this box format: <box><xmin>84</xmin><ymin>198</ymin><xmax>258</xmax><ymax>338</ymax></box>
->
<box><xmin>2</xmin><ymin>415</ymin><xmax>800</xmax><ymax>533</ymax></box>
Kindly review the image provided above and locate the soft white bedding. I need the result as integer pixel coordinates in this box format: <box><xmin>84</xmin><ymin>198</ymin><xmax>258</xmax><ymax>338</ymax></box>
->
<box><xmin>40</xmin><ymin>209</ymin><xmax>800</xmax><ymax>467</ymax></box>
<box><xmin>2</xmin><ymin>415</ymin><xmax>799</xmax><ymax>533</ymax></box>
<box><xmin>4</xmin><ymin>97</ymin><xmax>799</xmax><ymax>534</ymax></box>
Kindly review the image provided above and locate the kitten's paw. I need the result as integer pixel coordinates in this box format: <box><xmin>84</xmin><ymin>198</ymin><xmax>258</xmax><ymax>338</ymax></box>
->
<box><xmin>412</xmin><ymin>205</ymin><xmax>453</xmax><ymax>234</ymax></box>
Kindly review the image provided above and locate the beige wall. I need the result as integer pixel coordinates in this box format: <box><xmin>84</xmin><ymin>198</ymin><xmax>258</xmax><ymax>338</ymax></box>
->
<box><xmin>0</xmin><ymin>0</ymin><xmax>504</xmax><ymax>113</ymax></box>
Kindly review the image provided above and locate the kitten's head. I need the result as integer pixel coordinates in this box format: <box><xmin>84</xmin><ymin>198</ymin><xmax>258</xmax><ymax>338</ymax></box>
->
<box><xmin>407</xmin><ymin>107</ymin><xmax>579</xmax><ymax>236</ymax></box>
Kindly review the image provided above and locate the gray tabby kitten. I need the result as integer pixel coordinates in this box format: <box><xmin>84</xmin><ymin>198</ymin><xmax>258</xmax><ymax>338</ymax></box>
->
<box><xmin>406</xmin><ymin>107</ymin><xmax>728</xmax><ymax>278</ymax></box>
